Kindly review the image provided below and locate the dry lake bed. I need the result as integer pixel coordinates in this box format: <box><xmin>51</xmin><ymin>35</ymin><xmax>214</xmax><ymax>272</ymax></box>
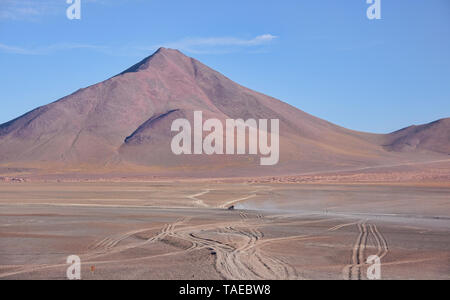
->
<box><xmin>0</xmin><ymin>182</ymin><xmax>449</xmax><ymax>280</ymax></box>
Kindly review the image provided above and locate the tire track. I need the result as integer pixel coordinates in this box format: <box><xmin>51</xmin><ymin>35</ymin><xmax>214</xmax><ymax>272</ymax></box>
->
<box><xmin>85</xmin><ymin>217</ymin><xmax>191</xmax><ymax>260</ymax></box>
<box><xmin>187</xmin><ymin>190</ymin><xmax>211</xmax><ymax>207</ymax></box>
<box><xmin>370</xmin><ymin>224</ymin><xmax>389</xmax><ymax>260</ymax></box>
<box><xmin>343</xmin><ymin>221</ymin><xmax>367</xmax><ymax>280</ymax></box>
<box><xmin>328</xmin><ymin>222</ymin><xmax>359</xmax><ymax>232</ymax></box>
<box><xmin>343</xmin><ymin>221</ymin><xmax>388</xmax><ymax>280</ymax></box>
<box><xmin>170</xmin><ymin>214</ymin><xmax>298</xmax><ymax>280</ymax></box>
<box><xmin>0</xmin><ymin>214</ymin><xmax>299</xmax><ymax>280</ymax></box>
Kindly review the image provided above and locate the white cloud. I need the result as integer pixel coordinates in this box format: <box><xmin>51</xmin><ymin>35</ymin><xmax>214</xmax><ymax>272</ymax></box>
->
<box><xmin>0</xmin><ymin>34</ymin><xmax>278</xmax><ymax>56</ymax></box>
<box><xmin>145</xmin><ymin>34</ymin><xmax>278</xmax><ymax>54</ymax></box>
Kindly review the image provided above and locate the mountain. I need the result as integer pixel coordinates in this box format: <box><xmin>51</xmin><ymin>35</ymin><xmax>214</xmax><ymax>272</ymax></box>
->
<box><xmin>383</xmin><ymin>118</ymin><xmax>450</xmax><ymax>154</ymax></box>
<box><xmin>0</xmin><ymin>48</ymin><xmax>448</xmax><ymax>178</ymax></box>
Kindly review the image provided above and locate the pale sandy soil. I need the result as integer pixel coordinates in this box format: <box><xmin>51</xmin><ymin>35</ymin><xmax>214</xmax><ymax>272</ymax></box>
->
<box><xmin>0</xmin><ymin>182</ymin><xmax>449</xmax><ymax>280</ymax></box>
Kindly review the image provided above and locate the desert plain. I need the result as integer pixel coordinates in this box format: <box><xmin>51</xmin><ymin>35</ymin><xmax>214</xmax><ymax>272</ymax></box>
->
<box><xmin>1</xmin><ymin>173</ymin><xmax>449</xmax><ymax>280</ymax></box>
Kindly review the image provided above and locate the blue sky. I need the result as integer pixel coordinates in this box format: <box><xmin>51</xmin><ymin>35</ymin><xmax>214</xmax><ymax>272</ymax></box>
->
<box><xmin>0</xmin><ymin>0</ymin><xmax>449</xmax><ymax>133</ymax></box>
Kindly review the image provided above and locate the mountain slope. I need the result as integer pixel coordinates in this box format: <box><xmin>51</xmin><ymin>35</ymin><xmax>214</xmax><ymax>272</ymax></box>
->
<box><xmin>384</xmin><ymin>118</ymin><xmax>450</xmax><ymax>154</ymax></box>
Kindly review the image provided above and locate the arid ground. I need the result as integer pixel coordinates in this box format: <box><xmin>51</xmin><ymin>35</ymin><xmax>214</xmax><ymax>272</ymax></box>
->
<box><xmin>1</xmin><ymin>180</ymin><xmax>449</xmax><ymax>280</ymax></box>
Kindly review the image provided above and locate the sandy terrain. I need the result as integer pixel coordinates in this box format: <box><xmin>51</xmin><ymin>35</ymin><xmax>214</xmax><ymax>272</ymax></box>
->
<box><xmin>0</xmin><ymin>181</ymin><xmax>449</xmax><ymax>280</ymax></box>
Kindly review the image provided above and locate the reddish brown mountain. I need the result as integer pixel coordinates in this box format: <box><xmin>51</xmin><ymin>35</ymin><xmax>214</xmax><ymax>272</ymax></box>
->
<box><xmin>384</xmin><ymin>118</ymin><xmax>450</xmax><ymax>154</ymax></box>
<box><xmin>0</xmin><ymin>48</ymin><xmax>448</xmax><ymax>178</ymax></box>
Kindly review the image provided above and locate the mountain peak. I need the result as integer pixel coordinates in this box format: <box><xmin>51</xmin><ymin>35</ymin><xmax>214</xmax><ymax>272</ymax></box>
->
<box><xmin>155</xmin><ymin>47</ymin><xmax>181</xmax><ymax>54</ymax></box>
<box><xmin>118</xmin><ymin>48</ymin><xmax>188</xmax><ymax>76</ymax></box>
<box><xmin>153</xmin><ymin>47</ymin><xmax>186</xmax><ymax>58</ymax></box>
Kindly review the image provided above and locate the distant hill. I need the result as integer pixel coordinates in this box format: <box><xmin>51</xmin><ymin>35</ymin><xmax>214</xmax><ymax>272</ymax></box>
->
<box><xmin>384</xmin><ymin>118</ymin><xmax>450</xmax><ymax>154</ymax></box>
